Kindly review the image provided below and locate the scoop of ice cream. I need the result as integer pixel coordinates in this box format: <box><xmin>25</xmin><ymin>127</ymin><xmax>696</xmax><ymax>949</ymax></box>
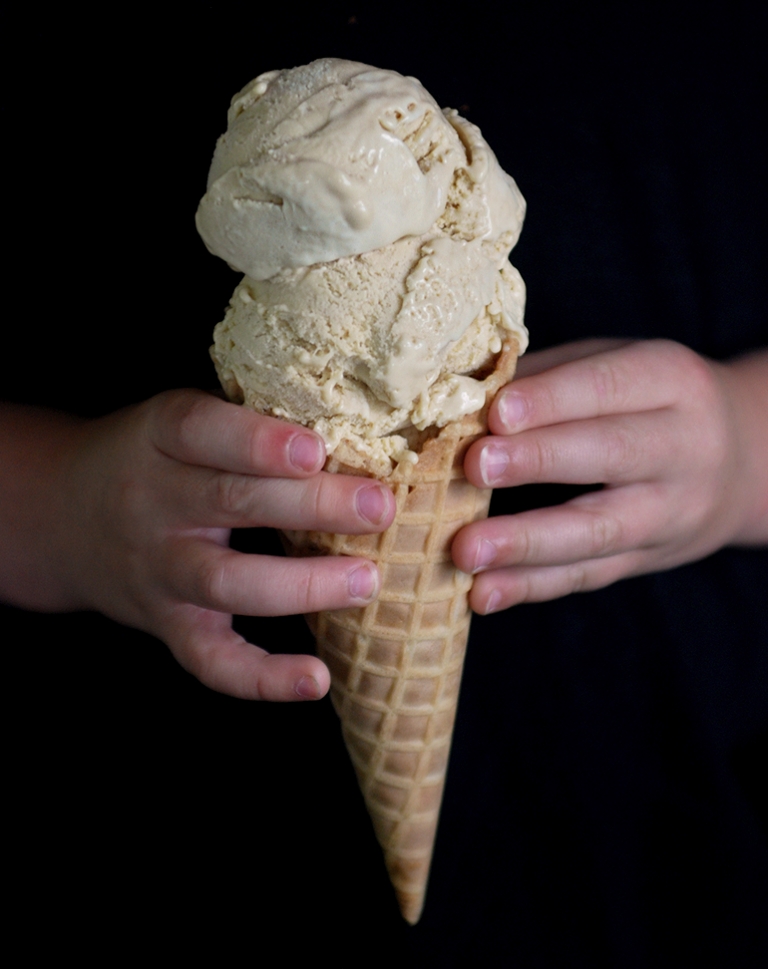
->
<box><xmin>197</xmin><ymin>59</ymin><xmax>463</xmax><ymax>280</ymax></box>
<box><xmin>201</xmin><ymin>59</ymin><xmax>528</xmax><ymax>467</ymax></box>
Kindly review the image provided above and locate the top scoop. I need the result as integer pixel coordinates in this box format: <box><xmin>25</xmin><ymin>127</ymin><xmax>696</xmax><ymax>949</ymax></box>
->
<box><xmin>197</xmin><ymin>59</ymin><xmax>528</xmax><ymax>467</ymax></box>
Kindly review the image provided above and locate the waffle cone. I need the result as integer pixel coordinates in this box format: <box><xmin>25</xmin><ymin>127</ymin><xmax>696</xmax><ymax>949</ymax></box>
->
<box><xmin>281</xmin><ymin>340</ymin><xmax>519</xmax><ymax>923</ymax></box>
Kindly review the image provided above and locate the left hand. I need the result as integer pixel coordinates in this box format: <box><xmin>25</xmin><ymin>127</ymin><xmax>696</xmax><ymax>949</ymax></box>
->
<box><xmin>452</xmin><ymin>339</ymin><xmax>768</xmax><ymax>613</ymax></box>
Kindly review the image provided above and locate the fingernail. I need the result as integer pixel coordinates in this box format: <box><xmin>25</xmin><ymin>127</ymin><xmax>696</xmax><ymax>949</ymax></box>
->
<box><xmin>479</xmin><ymin>443</ymin><xmax>509</xmax><ymax>486</ymax></box>
<box><xmin>356</xmin><ymin>484</ymin><xmax>389</xmax><ymax>526</ymax></box>
<box><xmin>289</xmin><ymin>433</ymin><xmax>325</xmax><ymax>473</ymax></box>
<box><xmin>295</xmin><ymin>675</ymin><xmax>321</xmax><ymax>699</ymax></box>
<box><xmin>348</xmin><ymin>563</ymin><xmax>378</xmax><ymax>601</ymax></box>
<box><xmin>473</xmin><ymin>539</ymin><xmax>497</xmax><ymax>573</ymax></box>
<box><xmin>497</xmin><ymin>391</ymin><xmax>528</xmax><ymax>432</ymax></box>
<box><xmin>483</xmin><ymin>590</ymin><xmax>502</xmax><ymax>615</ymax></box>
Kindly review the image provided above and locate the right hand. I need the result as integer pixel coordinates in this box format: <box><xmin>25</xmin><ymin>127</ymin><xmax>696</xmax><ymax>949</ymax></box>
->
<box><xmin>20</xmin><ymin>391</ymin><xmax>396</xmax><ymax>701</ymax></box>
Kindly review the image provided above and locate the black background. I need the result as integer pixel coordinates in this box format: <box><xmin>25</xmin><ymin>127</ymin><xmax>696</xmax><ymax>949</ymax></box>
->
<box><xmin>2</xmin><ymin>3</ymin><xmax>766</xmax><ymax>964</ymax></box>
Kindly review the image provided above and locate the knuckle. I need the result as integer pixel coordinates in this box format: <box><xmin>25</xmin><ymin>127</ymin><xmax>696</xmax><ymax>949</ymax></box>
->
<box><xmin>653</xmin><ymin>337</ymin><xmax>696</xmax><ymax>370</ymax></box>
<box><xmin>514</xmin><ymin>435</ymin><xmax>557</xmax><ymax>480</ymax></box>
<box><xmin>654</xmin><ymin>339</ymin><xmax>717</xmax><ymax>398</ymax></box>
<box><xmin>510</xmin><ymin>525</ymin><xmax>534</xmax><ymax>565</ymax></box>
<box><xmin>302</xmin><ymin>475</ymin><xmax>329</xmax><ymax>521</ymax></box>
<box><xmin>214</xmin><ymin>472</ymin><xmax>252</xmax><ymax>517</ymax></box>
<box><xmin>192</xmin><ymin>556</ymin><xmax>229</xmax><ymax>610</ymax></box>
<box><xmin>531</xmin><ymin>382</ymin><xmax>559</xmax><ymax>426</ymax></box>
<box><xmin>292</xmin><ymin>564</ymin><xmax>324</xmax><ymax>613</ymax></box>
<box><xmin>184</xmin><ymin>644</ymin><xmax>216</xmax><ymax>688</ymax></box>
<box><xmin>244</xmin><ymin>417</ymin><xmax>272</xmax><ymax>470</ymax></box>
<box><xmin>585</xmin><ymin>510</ymin><xmax>623</xmax><ymax>557</ymax></box>
<box><xmin>567</xmin><ymin>562</ymin><xmax>591</xmax><ymax>595</ymax></box>
<box><xmin>692</xmin><ymin>360</ymin><xmax>719</xmax><ymax>402</ymax></box>
<box><xmin>601</xmin><ymin>422</ymin><xmax>643</xmax><ymax>479</ymax></box>
<box><xmin>163</xmin><ymin>391</ymin><xmax>211</xmax><ymax>457</ymax></box>
<box><xmin>587</xmin><ymin>357</ymin><xmax>628</xmax><ymax>412</ymax></box>
<box><xmin>517</xmin><ymin>571</ymin><xmax>535</xmax><ymax>604</ymax></box>
<box><xmin>533</xmin><ymin>437</ymin><xmax>557</xmax><ymax>477</ymax></box>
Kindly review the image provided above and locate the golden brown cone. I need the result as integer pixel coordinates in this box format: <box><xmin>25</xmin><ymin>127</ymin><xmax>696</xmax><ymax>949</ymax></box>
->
<box><xmin>281</xmin><ymin>340</ymin><xmax>519</xmax><ymax>923</ymax></box>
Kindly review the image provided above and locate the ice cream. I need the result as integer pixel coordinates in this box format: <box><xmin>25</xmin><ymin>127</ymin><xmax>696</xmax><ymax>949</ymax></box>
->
<box><xmin>197</xmin><ymin>58</ymin><xmax>527</xmax><ymax>923</ymax></box>
<box><xmin>198</xmin><ymin>58</ymin><xmax>527</xmax><ymax>470</ymax></box>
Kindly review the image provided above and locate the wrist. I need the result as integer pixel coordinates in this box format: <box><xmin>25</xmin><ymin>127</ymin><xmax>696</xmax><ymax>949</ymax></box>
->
<box><xmin>0</xmin><ymin>404</ymin><xmax>92</xmax><ymax>611</ymax></box>
<box><xmin>716</xmin><ymin>350</ymin><xmax>768</xmax><ymax>545</ymax></box>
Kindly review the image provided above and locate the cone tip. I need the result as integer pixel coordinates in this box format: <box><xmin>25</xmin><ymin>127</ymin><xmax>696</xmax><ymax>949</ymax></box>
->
<box><xmin>398</xmin><ymin>889</ymin><xmax>425</xmax><ymax>925</ymax></box>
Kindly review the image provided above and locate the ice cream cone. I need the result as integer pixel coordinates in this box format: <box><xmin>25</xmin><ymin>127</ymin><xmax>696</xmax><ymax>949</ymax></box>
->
<box><xmin>281</xmin><ymin>339</ymin><xmax>519</xmax><ymax>923</ymax></box>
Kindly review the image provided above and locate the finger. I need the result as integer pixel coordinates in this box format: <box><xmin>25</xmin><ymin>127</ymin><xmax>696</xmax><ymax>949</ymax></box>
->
<box><xmin>164</xmin><ymin>606</ymin><xmax>331</xmax><ymax>701</ymax></box>
<box><xmin>514</xmin><ymin>339</ymin><xmax>633</xmax><ymax>379</ymax></box>
<box><xmin>468</xmin><ymin>551</ymin><xmax>646</xmax><ymax>613</ymax></box>
<box><xmin>488</xmin><ymin>339</ymin><xmax>702</xmax><ymax>436</ymax></box>
<box><xmin>148</xmin><ymin>389</ymin><xmax>326</xmax><ymax>477</ymax></box>
<box><xmin>453</xmin><ymin>486</ymin><xmax>656</xmax><ymax>572</ymax></box>
<box><xmin>465</xmin><ymin>412</ymin><xmax>675</xmax><ymax>488</ymax></box>
<box><xmin>163</xmin><ymin>538</ymin><xmax>381</xmax><ymax>616</ymax></box>
<box><xmin>174</xmin><ymin>468</ymin><xmax>395</xmax><ymax>532</ymax></box>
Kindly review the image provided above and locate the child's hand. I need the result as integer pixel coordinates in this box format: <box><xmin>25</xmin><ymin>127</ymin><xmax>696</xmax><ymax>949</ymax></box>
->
<box><xmin>452</xmin><ymin>340</ymin><xmax>768</xmax><ymax>613</ymax></box>
<box><xmin>1</xmin><ymin>391</ymin><xmax>395</xmax><ymax>700</ymax></box>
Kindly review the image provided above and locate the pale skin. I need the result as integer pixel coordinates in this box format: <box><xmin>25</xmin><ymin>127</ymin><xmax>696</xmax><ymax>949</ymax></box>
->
<box><xmin>0</xmin><ymin>392</ymin><xmax>396</xmax><ymax>701</ymax></box>
<box><xmin>454</xmin><ymin>339</ymin><xmax>768</xmax><ymax>612</ymax></box>
<box><xmin>2</xmin><ymin>339</ymin><xmax>767</xmax><ymax>700</ymax></box>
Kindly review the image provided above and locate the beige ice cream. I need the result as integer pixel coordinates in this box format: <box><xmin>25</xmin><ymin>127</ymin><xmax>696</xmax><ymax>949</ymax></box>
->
<box><xmin>198</xmin><ymin>58</ymin><xmax>527</xmax><ymax>468</ymax></box>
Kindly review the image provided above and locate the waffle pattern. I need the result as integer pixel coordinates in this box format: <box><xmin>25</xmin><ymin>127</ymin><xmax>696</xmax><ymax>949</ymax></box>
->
<box><xmin>281</xmin><ymin>341</ymin><xmax>519</xmax><ymax>924</ymax></box>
